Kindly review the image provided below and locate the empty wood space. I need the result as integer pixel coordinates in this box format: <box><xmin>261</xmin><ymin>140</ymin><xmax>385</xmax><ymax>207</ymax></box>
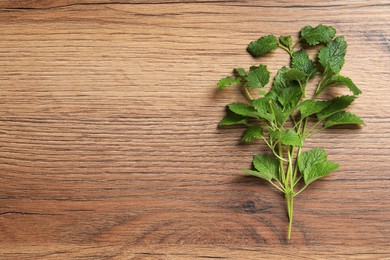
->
<box><xmin>0</xmin><ymin>1</ymin><xmax>389</xmax><ymax>259</ymax></box>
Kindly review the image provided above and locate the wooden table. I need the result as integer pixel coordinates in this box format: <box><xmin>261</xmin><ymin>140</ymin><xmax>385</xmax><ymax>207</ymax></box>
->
<box><xmin>1</xmin><ymin>1</ymin><xmax>389</xmax><ymax>259</ymax></box>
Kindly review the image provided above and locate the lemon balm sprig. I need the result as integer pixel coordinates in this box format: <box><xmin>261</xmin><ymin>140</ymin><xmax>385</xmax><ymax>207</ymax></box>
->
<box><xmin>217</xmin><ymin>24</ymin><xmax>364</xmax><ymax>240</ymax></box>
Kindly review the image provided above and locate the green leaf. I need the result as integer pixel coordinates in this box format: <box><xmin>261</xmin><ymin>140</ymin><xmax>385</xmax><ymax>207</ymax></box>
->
<box><xmin>299</xmin><ymin>100</ymin><xmax>330</xmax><ymax>119</ymax></box>
<box><xmin>318</xmin><ymin>36</ymin><xmax>347</xmax><ymax>73</ymax></box>
<box><xmin>252</xmin><ymin>154</ymin><xmax>279</xmax><ymax>181</ymax></box>
<box><xmin>325</xmin><ymin>74</ymin><xmax>362</xmax><ymax>95</ymax></box>
<box><xmin>291</xmin><ymin>50</ymin><xmax>317</xmax><ymax>77</ymax></box>
<box><xmin>217</xmin><ymin>76</ymin><xmax>241</xmax><ymax>90</ymax></box>
<box><xmin>271</xmin><ymin>66</ymin><xmax>290</xmax><ymax>91</ymax></box>
<box><xmin>269</xmin><ymin>100</ymin><xmax>291</xmax><ymax>126</ymax></box>
<box><xmin>228</xmin><ymin>103</ymin><xmax>258</xmax><ymax>118</ymax></box>
<box><xmin>279</xmin><ymin>129</ymin><xmax>302</xmax><ymax>147</ymax></box>
<box><xmin>270</xmin><ymin>68</ymin><xmax>302</xmax><ymax>110</ymax></box>
<box><xmin>243</xmin><ymin>169</ymin><xmax>273</xmax><ymax>182</ymax></box>
<box><xmin>218</xmin><ymin>111</ymin><xmax>247</xmax><ymax>126</ymax></box>
<box><xmin>284</xmin><ymin>68</ymin><xmax>307</xmax><ymax>82</ymax></box>
<box><xmin>303</xmin><ymin>161</ymin><xmax>340</xmax><ymax>185</ymax></box>
<box><xmin>317</xmin><ymin>95</ymin><xmax>356</xmax><ymax>120</ymax></box>
<box><xmin>275</xmin><ymin>87</ymin><xmax>302</xmax><ymax>108</ymax></box>
<box><xmin>324</xmin><ymin>111</ymin><xmax>365</xmax><ymax>127</ymax></box>
<box><xmin>279</xmin><ymin>35</ymin><xmax>293</xmax><ymax>49</ymax></box>
<box><xmin>298</xmin><ymin>148</ymin><xmax>339</xmax><ymax>185</ymax></box>
<box><xmin>247</xmin><ymin>35</ymin><xmax>279</xmax><ymax>57</ymax></box>
<box><xmin>240</xmin><ymin>125</ymin><xmax>264</xmax><ymax>142</ymax></box>
<box><xmin>247</xmin><ymin>65</ymin><xmax>270</xmax><ymax>89</ymax></box>
<box><xmin>271</xmin><ymin>67</ymin><xmax>300</xmax><ymax>95</ymax></box>
<box><xmin>251</xmin><ymin>97</ymin><xmax>274</xmax><ymax>122</ymax></box>
<box><xmin>300</xmin><ymin>24</ymin><xmax>336</xmax><ymax>45</ymax></box>
<box><xmin>298</xmin><ymin>148</ymin><xmax>328</xmax><ymax>173</ymax></box>
<box><xmin>234</xmin><ymin>68</ymin><xmax>247</xmax><ymax>77</ymax></box>
<box><xmin>251</xmin><ymin>97</ymin><xmax>268</xmax><ymax>114</ymax></box>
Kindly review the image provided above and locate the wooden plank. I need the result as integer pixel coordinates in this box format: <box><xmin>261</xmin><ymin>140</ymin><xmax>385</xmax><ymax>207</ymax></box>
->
<box><xmin>0</xmin><ymin>0</ymin><xmax>389</xmax><ymax>259</ymax></box>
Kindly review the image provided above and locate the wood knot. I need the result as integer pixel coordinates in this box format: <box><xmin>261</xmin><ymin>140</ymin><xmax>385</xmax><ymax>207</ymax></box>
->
<box><xmin>241</xmin><ymin>200</ymin><xmax>256</xmax><ymax>213</ymax></box>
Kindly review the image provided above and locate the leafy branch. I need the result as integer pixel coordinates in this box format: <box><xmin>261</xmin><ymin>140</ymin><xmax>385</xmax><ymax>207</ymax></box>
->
<box><xmin>217</xmin><ymin>24</ymin><xmax>364</xmax><ymax>240</ymax></box>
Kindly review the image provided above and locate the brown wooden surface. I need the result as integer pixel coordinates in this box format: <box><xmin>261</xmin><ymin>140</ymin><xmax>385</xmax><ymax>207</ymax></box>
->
<box><xmin>1</xmin><ymin>1</ymin><xmax>389</xmax><ymax>259</ymax></box>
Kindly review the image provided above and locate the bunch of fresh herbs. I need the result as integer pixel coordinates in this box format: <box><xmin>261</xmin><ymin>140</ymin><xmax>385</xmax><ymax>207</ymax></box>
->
<box><xmin>217</xmin><ymin>24</ymin><xmax>364</xmax><ymax>239</ymax></box>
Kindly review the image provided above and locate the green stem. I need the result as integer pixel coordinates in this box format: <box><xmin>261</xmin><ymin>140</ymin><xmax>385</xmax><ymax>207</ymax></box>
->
<box><xmin>293</xmin><ymin>146</ymin><xmax>302</xmax><ymax>181</ymax></box>
<box><xmin>287</xmin><ymin>147</ymin><xmax>295</xmax><ymax>187</ymax></box>
<box><xmin>302</xmin><ymin>79</ymin><xmax>309</xmax><ymax>99</ymax></box>
<box><xmin>292</xmin><ymin>39</ymin><xmax>301</xmax><ymax>50</ymax></box>
<box><xmin>262</xmin><ymin>137</ymin><xmax>287</xmax><ymax>162</ymax></box>
<box><xmin>290</xmin><ymin>114</ymin><xmax>297</xmax><ymax>127</ymax></box>
<box><xmin>298</xmin><ymin>81</ymin><xmax>304</xmax><ymax>97</ymax></box>
<box><xmin>306</xmin><ymin>127</ymin><xmax>326</xmax><ymax>138</ymax></box>
<box><xmin>278</xmin><ymin>44</ymin><xmax>293</xmax><ymax>56</ymax></box>
<box><xmin>306</xmin><ymin>120</ymin><xmax>322</xmax><ymax>135</ymax></box>
<box><xmin>269</xmin><ymin>181</ymin><xmax>285</xmax><ymax>192</ymax></box>
<box><xmin>293</xmin><ymin>117</ymin><xmax>308</xmax><ymax>181</ymax></box>
<box><xmin>302</xmin><ymin>117</ymin><xmax>309</xmax><ymax>134</ymax></box>
<box><xmin>242</xmin><ymin>84</ymin><xmax>253</xmax><ymax>101</ymax></box>
<box><xmin>294</xmin><ymin>185</ymin><xmax>308</xmax><ymax>197</ymax></box>
<box><xmin>293</xmin><ymin>176</ymin><xmax>302</xmax><ymax>186</ymax></box>
<box><xmin>313</xmin><ymin>67</ymin><xmax>329</xmax><ymax>99</ymax></box>
<box><xmin>268</xmin><ymin>102</ymin><xmax>279</xmax><ymax>129</ymax></box>
<box><xmin>278</xmin><ymin>143</ymin><xmax>286</xmax><ymax>185</ymax></box>
<box><xmin>276</xmin><ymin>179</ymin><xmax>285</xmax><ymax>190</ymax></box>
<box><xmin>286</xmin><ymin>146</ymin><xmax>295</xmax><ymax>240</ymax></box>
<box><xmin>286</xmin><ymin>193</ymin><xmax>294</xmax><ymax>240</ymax></box>
<box><xmin>293</xmin><ymin>118</ymin><xmax>303</xmax><ymax>132</ymax></box>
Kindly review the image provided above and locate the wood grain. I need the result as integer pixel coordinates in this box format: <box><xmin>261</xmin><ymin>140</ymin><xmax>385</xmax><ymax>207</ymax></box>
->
<box><xmin>0</xmin><ymin>0</ymin><xmax>389</xmax><ymax>259</ymax></box>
